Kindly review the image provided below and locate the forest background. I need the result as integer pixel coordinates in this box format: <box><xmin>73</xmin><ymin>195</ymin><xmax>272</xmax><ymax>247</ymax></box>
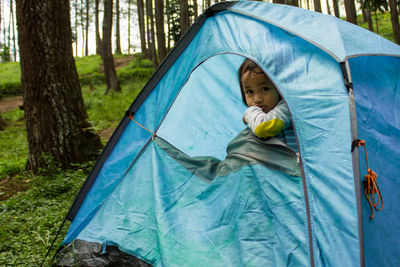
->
<box><xmin>0</xmin><ymin>0</ymin><xmax>399</xmax><ymax>265</ymax></box>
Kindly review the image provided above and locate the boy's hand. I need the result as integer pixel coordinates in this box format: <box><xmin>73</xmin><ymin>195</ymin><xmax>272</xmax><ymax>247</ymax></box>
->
<box><xmin>242</xmin><ymin>116</ymin><xmax>247</xmax><ymax>124</ymax></box>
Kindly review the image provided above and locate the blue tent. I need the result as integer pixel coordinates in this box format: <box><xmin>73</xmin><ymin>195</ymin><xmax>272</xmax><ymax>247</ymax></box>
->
<box><xmin>56</xmin><ymin>2</ymin><xmax>400</xmax><ymax>266</ymax></box>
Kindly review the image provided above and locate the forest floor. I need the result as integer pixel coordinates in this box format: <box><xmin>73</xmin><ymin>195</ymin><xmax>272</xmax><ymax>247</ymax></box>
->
<box><xmin>99</xmin><ymin>54</ymin><xmax>135</xmax><ymax>71</ymax></box>
<box><xmin>0</xmin><ymin>96</ymin><xmax>23</xmax><ymax>113</ymax></box>
<box><xmin>0</xmin><ymin>55</ymin><xmax>148</xmax><ymax>201</ymax></box>
<box><xmin>0</xmin><ymin>99</ymin><xmax>117</xmax><ymax>202</ymax></box>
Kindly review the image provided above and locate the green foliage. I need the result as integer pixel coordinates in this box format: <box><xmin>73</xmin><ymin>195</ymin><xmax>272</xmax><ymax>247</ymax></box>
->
<box><xmin>75</xmin><ymin>55</ymin><xmax>103</xmax><ymax>76</ymax></box>
<box><xmin>0</xmin><ymin>46</ymin><xmax>11</xmax><ymax>63</ymax></box>
<box><xmin>360</xmin><ymin>0</ymin><xmax>388</xmax><ymax>13</ymax></box>
<box><xmin>0</xmin><ymin>165</ymin><xmax>90</xmax><ymax>266</ymax></box>
<box><xmin>358</xmin><ymin>12</ymin><xmax>398</xmax><ymax>42</ymax></box>
<box><xmin>165</xmin><ymin>0</ymin><xmax>196</xmax><ymax>45</ymax></box>
<box><xmin>0</xmin><ymin>61</ymin><xmax>22</xmax><ymax>97</ymax></box>
<box><xmin>0</xmin><ymin>110</ymin><xmax>26</xmax><ymax>178</ymax></box>
<box><xmin>166</xmin><ymin>0</ymin><xmax>182</xmax><ymax>44</ymax></box>
<box><xmin>83</xmin><ymin>78</ymin><xmax>146</xmax><ymax>132</ymax></box>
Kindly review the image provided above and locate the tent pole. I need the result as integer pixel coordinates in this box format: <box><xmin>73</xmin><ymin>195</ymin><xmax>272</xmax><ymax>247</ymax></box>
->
<box><xmin>341</xmin><ymin>60</ymin><xmax>365</xmax><ymax>267</ymax></box>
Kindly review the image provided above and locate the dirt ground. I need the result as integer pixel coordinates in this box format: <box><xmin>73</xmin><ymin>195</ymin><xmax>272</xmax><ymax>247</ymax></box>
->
<box><xmin>99</xmin><ymin>55</ymin><xmax>135</xmax><ymax>72</ymax></box>
<box><xmin>0</xmin><ymin>96</ymin><xmax>23</xmax><ymax>113</ymax></box>
<box><xmin>0</xmin><ymin>176</ymin><xmax>30</xmax><ymax>201</ymax></box>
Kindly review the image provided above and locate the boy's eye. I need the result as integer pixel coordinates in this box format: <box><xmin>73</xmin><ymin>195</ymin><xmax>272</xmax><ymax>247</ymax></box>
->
<box><xmin>262</xmin><ymin>87</ymin><xmax>270</xmax><ymax>92</ymax></box>
<box><xmin>245</xmin><ymin>89</ymin><xmax>253</xmax><ymax>94</ymax></box>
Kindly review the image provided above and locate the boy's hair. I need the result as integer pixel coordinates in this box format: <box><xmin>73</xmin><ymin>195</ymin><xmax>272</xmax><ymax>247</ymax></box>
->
<box><xmin>238</xmin><ymin>58</ymin><xmax>280</xmax><ymax>106</ymax></box>
<box><xmin>238</xmin><ymin>59</ymin><xmax>265</xmax><ymax>106</ymax></box>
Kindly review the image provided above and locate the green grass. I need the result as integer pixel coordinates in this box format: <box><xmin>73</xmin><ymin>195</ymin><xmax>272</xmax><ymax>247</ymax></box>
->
<box><xmin>0</xmin><ymin>164</ymin><xmax>89</xmax><ymax>266</ymax></box>
<box><xmin>0</xmin><ymin>62</ymin><xmax>22</xmax><ymax>97</ymax></box>
<box><xmin>75</xmin><ymin>55</ymin><xmax>103</xmax><ymax>76</ymax></box>
<box><xmin>83</xmin><ymin>80</ymin><xmax>146</xmax><ymax>132</ymax></box>
<box><xmin>0</xmin><ymin>110</ymin><xmax>26</xmax><ymax>178</ymax></box>
<box><xmin>0</xmin><ymin>54</ymin><xmax>152</xmax><ymax>266</ymax></box>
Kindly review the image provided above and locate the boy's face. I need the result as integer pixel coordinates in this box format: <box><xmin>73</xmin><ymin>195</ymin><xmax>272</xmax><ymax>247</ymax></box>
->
<box><xmin>242</xmin><ymin>71</ymin><xmax>281</xmax><ymax>113</ymax></box>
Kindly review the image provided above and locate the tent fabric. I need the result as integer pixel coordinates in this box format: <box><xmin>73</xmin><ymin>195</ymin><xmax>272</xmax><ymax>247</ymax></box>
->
<box><xmin>75</xmin><ymin>135</ymin><xmax>308</xmax><ymax>267</ymax></box>
<box><xmin>349</xmin><ymin>55</ymin><xmax>400</xmax><ymax>267</ymax></box>
<box><xmin>58</xmin><ymin>2</ymin><xmax>400</xmax><ymax>267</ymax></box>
<box><xmin>230</xmin><ymin>1</ymin><xmax>400</xmax><ymax>61</ymax></box>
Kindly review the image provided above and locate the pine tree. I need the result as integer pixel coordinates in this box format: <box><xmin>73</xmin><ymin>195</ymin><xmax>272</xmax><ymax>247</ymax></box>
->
<box><xmin>15</xmin><ymin>0</ymin><xmax>102</xmax><ymax>172</ymax></box>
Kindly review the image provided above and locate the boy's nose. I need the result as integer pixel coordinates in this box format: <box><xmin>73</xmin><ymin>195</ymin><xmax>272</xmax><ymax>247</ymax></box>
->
<box><xmin>254</xmin><ymin>95</ymin><xmax>263</xmax><ymax>103</ymax></box>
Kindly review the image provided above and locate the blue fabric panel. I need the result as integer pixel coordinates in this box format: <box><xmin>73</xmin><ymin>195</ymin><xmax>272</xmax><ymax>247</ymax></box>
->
<box><xmin>231</xmin><ymin>2</ymin><xmax>400</xmax><ymax>61</ymax></box>
<box><xmin>64</xmin><ymin>122</ymin><xmax>153</xmax><ymax>243</ymax></box>
<box><xmin>157</xmin><ymin>54</ymin><xmax>246</xmax><ymax>159</ymax></box>
<box><xmin>66</xmin><ymin>8</ymin><xmax>360</xmax><ymax>266</ymax></box>
<box><xmin>154</xmin><ymin>14</ymin><xmax>358</xmax><ymax>266</ymax></box>
<box><xmin>76</xmin><ymin>140</ymin><xmax>309</xmax><ymax>266</ymax></box>
<box><xmin>349</xmin><ymin>56</ymin><xmax>400</xmax><ymax>267</ymax></box>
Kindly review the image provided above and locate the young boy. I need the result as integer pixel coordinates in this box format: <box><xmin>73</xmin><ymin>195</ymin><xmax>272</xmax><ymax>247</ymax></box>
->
<box><xmin>239</xmin><ymin>58</ymin><xmax>298</xmax><ymax>152</ymax></box>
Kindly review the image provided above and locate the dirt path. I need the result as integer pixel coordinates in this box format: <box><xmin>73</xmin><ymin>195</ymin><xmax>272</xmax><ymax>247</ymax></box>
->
<box><xmin>99</xmin><ymin>55</ymin><xmax>135</xmax><ymax>71</ymax></box>
<box><xmin>99</xmin><ymin>127</ymin><xmax>116</xmax><ymax>141</ymax></box>
<box><xmin>0</xmin><ymin>96</ymin><xmax>23</xmax><ymax>113</ymax></box>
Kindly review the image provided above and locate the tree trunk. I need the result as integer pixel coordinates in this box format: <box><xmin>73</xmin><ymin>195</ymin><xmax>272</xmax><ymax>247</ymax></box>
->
<box><xmin>102</xmin><ymin>0</ymin><xmax>121</xmax><ymax>94</ymax></box>
<box><xmin>344</xmin><ymin>0</ymin><xmax>358</xmax><ymax>25</ymax></box>
<box><xmin>361</xmin><ymin>6</ymin><xmax>368</xmax><ymax>23</ymax></box>
<box><xmin>0</xmin><ymin>0</ymin><xmax>2</xmax><ymax>42</ymax></box>
<box><xmin>15</xmin><ymin>0</ymin><xmax>102</xmax><ymax>173</ymax></box>
<box><xmin>155</xmin><ymin>0</ymin><xmax>166</xmax><ymax>62</ymax></box>
<box><xmin>332</xmin><ymin>0</ymin><xmax>340</xmax><ymax>17</ymax></box>
<box><xmin>85</xmin><ymin>0</ymin><xmax>89</xmax><ymax>56</ymax></box>
<box><xmin>137</xmin><ymin>0</ymin><xmax>147</xmax><ymax>56</ymax></box>
<box><xmin>128</xmin><ymin>0</ymin><xmax>131</xmax><ymax>54</ymax></box>
<box><xmin>396</xmin><ymin>1</ymin><xmax>399</xmax><ymax>15</ymax></box>
<box><xmin>180</xmin><ymin>0</ymin><xmax>190</xmax><ymax>37</ymax></box>
<box><xmin>115</xmin><ymin>0</ymin><xmax>121</xmax><ymax>54</ymax></box>
<box><xmin>205</xmin><ymin>0</ymin><xmax>210</xmax><ymax>9</ymax></box>
<box><xmin>95</xmin><ymin>0</ymin><xmax>102</xmax><ymax>55</ymax></box>
<box><xmin>272</xmin><ymin>0</ymin><xmax>298</xmax><ymax>6</ymax></box>
<box><xmin>81</xmin><ymin>0</ymin><xmax>85</xmax><ymax>56</ymax></box>
<box><xmin>194</xmin><ymin>0</ymin><xmax>198</xmax><ymax>20</ymax></box>
<box><xmin>10</xmin><ymin>0</ymin><xmax>17</xmax><ymax>61</ymax></box>
<box><xmin>389</xmin><ymin>0</ymin><xmax>400</xmax><ymax>44</ymax></box>
<box><xmin>2</xmin><ymin>0</ymin><xmax>6</xmax><ymax>47</ymax></box>
<box><xmin>146</xmin><ymin>0</ymin><xmax>151</xmax><ymax>58</ymax></box>
<box><xmin>166</xmin><ymin>0</ymin><xmax>171</xmax><ymax>51</ymax></box>
<box><xmin>374</xmin><ymin>10</ymin><xmax>379</xmax><ymax>34</ymax></box>
<box><xmin>0</xmin><ymin>0</ymin><xmax>2</xmax><ymax>46</ymax></box>
<box><xmin>7</xmin><ymin>0</ymin><xmax>11</xmax><ymax>53</ymax></box>
<box><xmin>75</xmin><ymin>0</ymin><xmax>78</xmax><ymax>56</ymax></box>
<box><xmin>326</xmin><ymin>0</ymin><xmax>331</xmax><ymax>15</ymax></box>
<box><xmin>314</xmin><ymin>0</ymin><xmax>322</xmax><ymax>12</ymax></box>
<box><xmin>366</xmin><ymin>7</ymin><xmax>374</xmax><ymax>31</ymax></box>
<box><xmin>146</xmin><ymin>0</ymin><xmax>157</xmax><ymax>67</ymax></box>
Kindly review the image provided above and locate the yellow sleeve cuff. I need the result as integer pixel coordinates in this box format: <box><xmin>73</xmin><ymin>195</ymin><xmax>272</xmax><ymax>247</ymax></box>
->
<box><xmin>254</xmin><ymin>118</ymin><xmax>285</xmax><ymax>138</ymax></box>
